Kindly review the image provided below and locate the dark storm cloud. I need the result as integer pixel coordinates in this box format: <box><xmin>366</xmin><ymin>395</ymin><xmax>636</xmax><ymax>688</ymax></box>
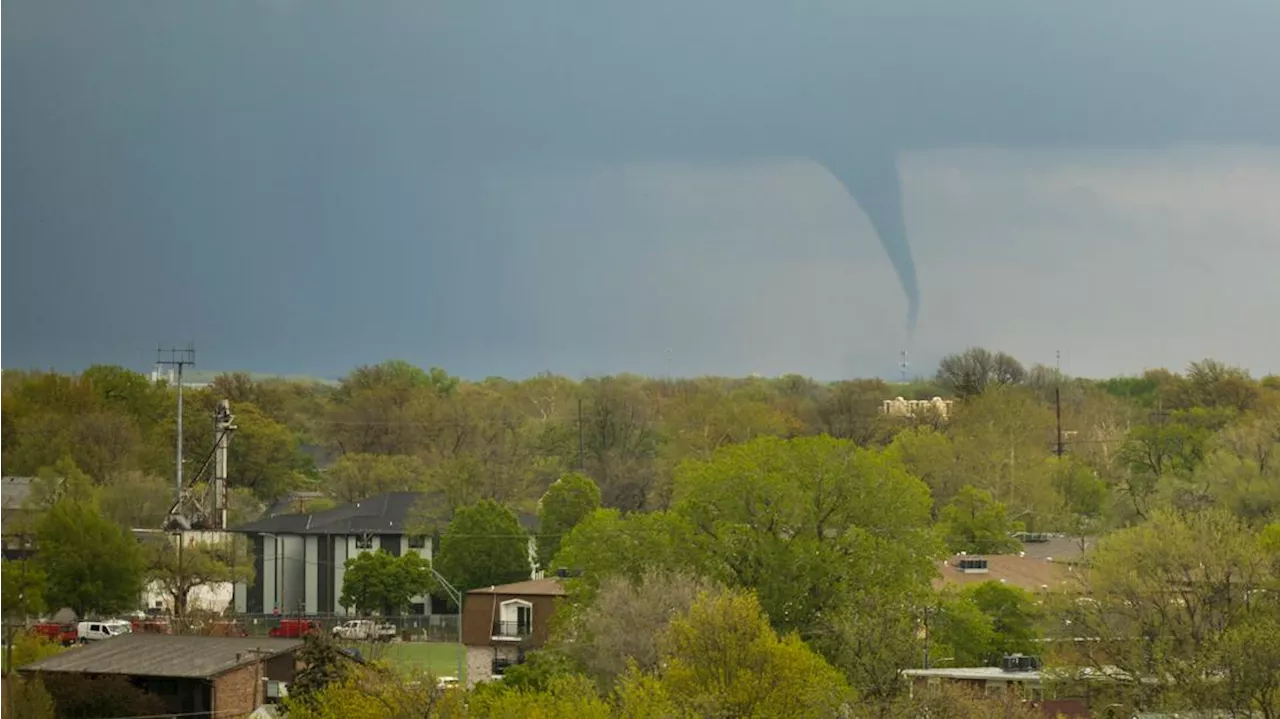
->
<box><xmin>3</xmin><ymin>1</ymin><xmax>1279</xmax><ymax>377</ymax></box>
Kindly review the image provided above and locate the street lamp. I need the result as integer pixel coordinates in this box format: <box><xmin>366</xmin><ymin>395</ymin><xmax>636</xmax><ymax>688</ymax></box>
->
<box><xmin>429</xmin><ymin>567</ymin><xmax>464</xmax><ymax>685</ymax></box>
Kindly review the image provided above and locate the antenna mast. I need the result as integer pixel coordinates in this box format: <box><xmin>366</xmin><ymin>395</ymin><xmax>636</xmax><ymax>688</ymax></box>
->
<box><xmin>157</xmin><ymin>344</ymin><xmax>196</xmax><ymax>506</ymax></box>
<box><xmin>1054</xmin><ymin>350</ymin><xmax>1065</xmax><ymax>458</ymax></box>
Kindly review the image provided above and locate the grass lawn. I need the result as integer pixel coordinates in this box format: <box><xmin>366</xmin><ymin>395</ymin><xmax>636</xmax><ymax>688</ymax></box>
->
<box><xmin>379</xmin><ymin>641</ymin><xmax>465</xmax><ymax>679</ymax></box>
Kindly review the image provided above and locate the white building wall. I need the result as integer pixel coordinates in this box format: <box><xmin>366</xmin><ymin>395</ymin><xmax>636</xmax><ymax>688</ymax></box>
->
<box><xmin>262</xmin><ymin>537</ymin><xmax>278</xmax><ymax>612</ymax></box>
<box><xmin>304</xmin><ymin>536</ymin><xmax>318</xmax><ymax>614</ymax></box>
<box><xmin>332</xmin><ymin>535</ymin><xmax>350</xmax><ymax>616</ymax></box>
<box><xmin>282</xmin><ymin>535</ymin><xmax>305</xmax><ymax>614</ymax></box>
<box><xmin>142</xmin><ymin>580</ymin><xmax>234</xmax><ymax>614</ymax></box>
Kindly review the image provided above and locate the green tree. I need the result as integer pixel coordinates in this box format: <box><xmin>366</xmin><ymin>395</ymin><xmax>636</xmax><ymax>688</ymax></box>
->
<box><xmin>27</xmin><ymin>456</ymin><xmax>95</xmax><ymax>511</ymax></box>
<box><xmin>816</xmin><ymin>378</ymin><xmax>898</xmax><ymax>446</ymax></box>
<box><xmin>932</xmin><ymin>590</ymin><xmax>997</xmax><ymax>667</ymax></box>
<box><xmin>536</xmin><ymin>473</ymin><xmax>601</xmax><ymax>570</ymax></box>
<box><xmin>555</xmin><ymin>571</ymin><xmax>720</xmax><ymax>690</ymax></box>
<box><xmin>810</xmin><ymin>589</ymin><xmax>924</xmax><ymax>705</ymax></box>
<box><xmin>1049</xmin><ymin>458</ymin><xmax>1109</xmax><ymax>547</ymax></box>
<box><xmin>938</xmin><ymin>485</ymin><xmax>1022</xmax><ymax>554</ymax></box>
<box><xmin>7</xmin><ymin>633</ymin><xmax>66</xmax><ymax>671</ymax></box>
<box><xmin>1056</xmin><ymin>508</ymin><xmax>1276</xmax><ymax>714</ymax></box>
<box><xmin>144</xmin><ymin>534</ymin><xmax>254</xmax><ymax>618</ymax></box>
<box><xmin>433</xmin><ymin>500</ymin><xmax>530</xmax><ymax>593</ymax></box>
<box><xmin>936</xmin><ymin>347</ymin><xmax>1026</xmax><ymax>397</ymax></box>
<box><xmin>634</xmin><ymin>589</ymin><xmax>853</xmax><ymax>719</ymax></box>
<box><xmin>284</xmin><ymin>667</ymin><xmax>466</xmax><ymax>719</ymax></box>
<box><xmin>3</xmin><ymin>677</ymin><xmax>56</xmax><ymax>719</ymax></box>
<box><xmin>554</xmin><ymin>509</ymin><xmax>705</xmax><ymax>602</ymax></box>
<box><xmin>962</xmin><ymin>582</ymin><xmax>1042</xmax><ymax>663</ymax></box>
<box><xmin>326</xmin><ymin>453</ymin><xmax>426</xmax><ymax>503</ymax></box>
<box><xmin>325</xmin><ymin>360</ymin><xmax>449</xmax><ymax>455</ymax></box>
<box><xmin>291</xmin><ymin>631</ymin><xmax>353</xmax><ymax>705</ymax></box>
<box><xmin>2</xmin><ymin>559</ymin><xmax>47</xmax><ymax>620</ymax></box>
<box><xmin>80</xmin><ymin>365</ymin><xmax>168</xmax><ymax>425</ymax></box>
<box><xmin>579</xmin><ymin>376</ymin><xmax>661</xmax><ymax>511</ymax></box>
<box><xmin>219</xmin><ymin>401</ymin><xmax>315</xmax><ymax>500</ymax></box>
<box><xmin>97</xmin><ymin>471</ymin><xmax>173</xmax><ymax>530</ymax></box>
<box><xmin>338</xmin><ymin>550</ymin><xmax>435</xmax><ymax>616</ymax></box>
<box><xmin>469</xmin><ymin>675</ymin><xmax>612</xmax><ymax>719</ymax></box>
<box><xmin>1117</xmin><ymin>417</ymin><xmax>1212</xmax><ymax>517</ymax></box>
<box><xmin>43</xmin><ymin>675</ymin><xmax>168</xmax><ymax>718</ymax></box>
<box><xmin>673</xmin><ymin>435</ymin><xmax>936</xmax><ymax>637</ymax></box>
<box><xmin>34</xmin><ymin>499</ymin><xmax>144</xmax><ymax>617</ymax></box>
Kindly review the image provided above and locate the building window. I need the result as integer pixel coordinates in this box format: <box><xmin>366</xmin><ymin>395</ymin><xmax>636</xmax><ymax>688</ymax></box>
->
<box><xmin>408</xmin><ymin>534</ymin><xmax>427</xmax><ymax>549</ymax></box>
<box><xmin>495</xmin><ymin>599</ymin><xmax>534</xmax><ymax>637</ymax></box>
<box><xmin>355</xmin><ymin>534</ymin><xmax>374</xmax><ymax>550</ymax></box>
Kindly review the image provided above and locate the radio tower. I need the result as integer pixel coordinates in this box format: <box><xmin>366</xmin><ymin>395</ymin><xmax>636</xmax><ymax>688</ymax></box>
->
<box><xmin>156</xmin><ymin>344</ymin><xmax>196</xmax><ymax>505</ymax></box>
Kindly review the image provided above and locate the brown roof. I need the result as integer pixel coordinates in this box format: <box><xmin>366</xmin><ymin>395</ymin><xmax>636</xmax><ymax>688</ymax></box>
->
<box><xmin>467</xmin><ymin>578</ymin><xmax>565</xmax><ymax>597</ymax></box>
<box><xmin>1016</xmin><ymin>535</ymin><xmax>1091</xmax><ymax>561</ymax></box>
<box><xmin>933</xmin><ymin>554</ymin><xmax>1077</xmax><ymax>594</ymax></box>
<box><xmin>18</xmin><ymin>634</ymin><xmax>301</xmax><ymax>679</ymax></box>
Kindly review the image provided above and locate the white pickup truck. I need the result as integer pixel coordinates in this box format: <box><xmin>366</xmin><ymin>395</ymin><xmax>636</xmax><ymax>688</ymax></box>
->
<box><xmin>331</xmin><ymin>619</ymin><xmax>397</xmax><ymax>642</ymax></box>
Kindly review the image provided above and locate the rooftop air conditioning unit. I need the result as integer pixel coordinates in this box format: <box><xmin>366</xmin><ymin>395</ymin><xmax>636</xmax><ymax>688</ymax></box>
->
<box><xmin>1001</xmin><ymin>654</ymin><xmax>1041</xmax><ymax>672</ymax></box>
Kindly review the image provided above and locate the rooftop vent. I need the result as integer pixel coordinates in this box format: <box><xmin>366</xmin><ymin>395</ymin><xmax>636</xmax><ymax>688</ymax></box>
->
<box><xmin>1001</xmin><ymin>654</ymin><xmax>1041</xmax><ymax>673</ymax></box>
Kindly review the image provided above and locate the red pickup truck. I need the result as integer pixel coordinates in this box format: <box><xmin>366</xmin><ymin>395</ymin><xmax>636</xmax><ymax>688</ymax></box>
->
<box><xmin>268</xmin><ymin>619</ymin><xmax>322</xmax><ymax>638</ymax></box>
<box><xmin>32</xmin><ymin>623</ymin><xmax>78</xmax><ymax>646</ymax></box>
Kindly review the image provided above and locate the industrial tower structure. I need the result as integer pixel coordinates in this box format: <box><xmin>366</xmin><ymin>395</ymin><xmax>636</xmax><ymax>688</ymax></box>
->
<box><xmin>164</xmin><ymin>399</ymin><xmax>238</xmax><ymax>531</ymax></box>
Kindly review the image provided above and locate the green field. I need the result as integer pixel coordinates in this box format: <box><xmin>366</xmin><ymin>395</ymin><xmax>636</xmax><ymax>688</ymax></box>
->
<box><xmin>375</xmin><ymin>641</ymin><xmax>465</xmax><ymax>679</ymax></box>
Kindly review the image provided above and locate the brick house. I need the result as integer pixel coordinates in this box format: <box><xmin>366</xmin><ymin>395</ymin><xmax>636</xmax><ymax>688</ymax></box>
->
<box><xmin>18</xmin><ymin>634</ymin><xmax>302</xmax><ymax>718</ymax></box>
<box><xmin>461</xmin><ymin>578</ymin><xmax>564</xmax><ymax>686</ymax></box>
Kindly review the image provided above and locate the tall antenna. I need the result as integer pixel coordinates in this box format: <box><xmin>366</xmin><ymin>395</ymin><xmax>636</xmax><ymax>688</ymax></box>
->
<box><xmin>899</xmin><ymin>349</ymin><xmax>909</xmax><ymax>383</ymax></box>
<box><xmin>157</xmin><ymin>344</ymin><xmax>196</xmax><ymax>506</ymax></box>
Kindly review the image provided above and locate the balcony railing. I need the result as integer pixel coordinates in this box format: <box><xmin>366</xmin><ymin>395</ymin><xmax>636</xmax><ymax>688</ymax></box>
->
<box><xmin>492</xmin><ymin>620</ymin><xmax>534</xmax><ymax>639</ymax></box>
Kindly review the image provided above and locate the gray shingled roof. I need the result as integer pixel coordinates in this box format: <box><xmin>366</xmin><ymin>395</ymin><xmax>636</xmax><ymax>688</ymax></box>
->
<box><xmin>19</xmin><ymin>634</ymin><xmax>302</xmax><ymax>679</ymax></box>
<box><xmin>2</xmin><ymin>476</ymin><xmax>34</xmax><ymax>511</ymax></box>
<box><xmin>233</xmin><ymin>491</ymin><xmax>539</xmax><ymax>536</ymax></box>
<box><xmin>232</xmin><ymin>491</ymin><xmax>425</xmax><ymax>535</ymax></box>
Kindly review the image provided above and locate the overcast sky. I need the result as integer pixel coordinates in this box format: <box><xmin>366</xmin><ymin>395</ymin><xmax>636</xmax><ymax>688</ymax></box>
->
<box><xmin>4</xmin><ymin>1</ymin><xmax>1279</xmax><ymax>380</ymax></box>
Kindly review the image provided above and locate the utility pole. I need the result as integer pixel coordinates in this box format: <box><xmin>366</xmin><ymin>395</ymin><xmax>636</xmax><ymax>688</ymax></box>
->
<box><xmin>1054</xmin><ymin>350</ymin><xmax>1066</xmax><ymax>458</ymax></box>
<box><xmin>1055</xmin><ymin>386</ymin><xmax>1065</xmax><ymax>458</ymax></box>
<box><xmin>157</xmin><ymin>344</ymin><xmax>196</xmax><ymax>506</ymax></box>
<box><xmin>5</xmin><ymin>534</ymin><xmax>33</xmax><ymax>708</ymax></box>
<box><xmin>430</xmin><ymin>568</ymin><xmax>465</xmax><ymax>684</ymax></box>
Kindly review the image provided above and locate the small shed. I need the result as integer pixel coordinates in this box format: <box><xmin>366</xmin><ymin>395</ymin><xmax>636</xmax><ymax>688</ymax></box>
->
<box><xmin>19</xmin><ymin>634</ymin><xmax>302</xmax><ymax>718</ymax></box>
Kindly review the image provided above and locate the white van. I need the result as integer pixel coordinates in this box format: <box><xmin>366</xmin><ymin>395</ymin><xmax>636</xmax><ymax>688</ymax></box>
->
<box><xmin>77</xmin><ymin>619</ymin><xmax>132</xmax><ymax>642</ymax></box>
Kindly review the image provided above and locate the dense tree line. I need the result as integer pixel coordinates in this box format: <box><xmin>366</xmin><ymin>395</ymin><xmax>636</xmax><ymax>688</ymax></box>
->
<box><xmin>4</xmin><ymin>351</ymin><xmax>1278</xmax><ymax>716</ymax></box>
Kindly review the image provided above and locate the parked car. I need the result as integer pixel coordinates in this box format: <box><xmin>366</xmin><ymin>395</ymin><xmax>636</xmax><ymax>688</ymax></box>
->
<box><xmin>331</xmin><ymin>619</ymin><xmax>397</xmax><ymax>642</ymax></box>
<box><xmin>32</xmin><ymin>622</ymin><xmax>78</xmax><ymax>646</ymax></box>
<box><xmin>269</xmin><ymin>619</ymin><xmax>322</xmax><ymax>638</ymax></box>
<box><xmin>76</xmin><ymin>619</ymin><xmax>132</xmax><ymax>642</ymax></box>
